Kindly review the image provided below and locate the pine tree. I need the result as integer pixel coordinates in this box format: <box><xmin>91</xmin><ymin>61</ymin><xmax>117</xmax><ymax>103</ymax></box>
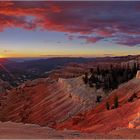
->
<box><xmin>114</xmin><ymin>95</ymin><xmax>119</xmax><ymax>108</ymax></box>
<box><xmin>83</xmin><ymin>72</ymin><xmax>88</xmax><ymax>84</ymax></box>
<box><xmin>132</xmin><ymin>62</ymin><xmax>137</xmax><ymax>76</ymax></box>
<box><xmin>97</xmin><ymin>66</ymin><xmax>100</xmax><ymax>75</ymax></box>
<box><xmin>90</xmin><ymin>68</ymin><xmax>94</xmax><ymax>74</ymax></box>
<box><xmin>106</xmin><ymin>102</ymin><xmax>110</xmax><ymax>110</ymax></box>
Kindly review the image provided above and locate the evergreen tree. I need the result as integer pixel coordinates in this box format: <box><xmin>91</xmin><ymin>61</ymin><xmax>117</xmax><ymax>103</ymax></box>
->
<box><xmin>132</xmin><ymin>62</ymin><xmax>137</xmax><ymax>76</ymax></box>
<box><xmin>110</xmin><ymin>64</ymin><xmax>113</xmax><ymax>70</ymax></box>
<box><xmin>83</xmin><ymin>72</ymin><xmax>88</xmax><ymax>84</ymax></box>
<box><xmin>97</xmin><ymin>66</ymin><xmax>100</xmax><ymax>75</ymax></box>
<box><xmin>90</xmin><ymin>68</ymin><xmax>94</xmax><ymax>74</ymax></box>
<box><xmin>114</xmin><ymin>95</ymin><xmax>119</xmax><ymax>108</ymax></box>
<box><xmin>137</xmin><ymin>63</ymin><xmax>139</xmax><ymax>70</ymax></box>
<box><xmin>106</xmin><ymin>102</ymin><xmax>110</xmax><ymax>110</ymax></box>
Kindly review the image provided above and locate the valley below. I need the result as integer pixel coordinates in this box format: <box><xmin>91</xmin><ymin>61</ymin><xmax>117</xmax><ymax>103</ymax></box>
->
<box><xmin>0</xmin><ymin>56</ymin><xmax>140</xmax><ymax>139</ymax></box>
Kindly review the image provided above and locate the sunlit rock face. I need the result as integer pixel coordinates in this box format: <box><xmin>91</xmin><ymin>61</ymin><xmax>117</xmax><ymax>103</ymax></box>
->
<box><xmin>136</xmin><ymin>71</ymin><xmax>140</xmax><ymax>79</ymax></box>
<box><xmin>58</xmin><ymin>76</ymin><xmax>108</xmax><ymax>110</ymax></box>
<box><xmin>121</xmin><ymin>56</ymin><xmax>140</xmax><ymax>69</ymax></box>
<box><xmin>129</xmin><ymin>112</ymin><xmax>140</xmax><ymax>128</ymax></box>
<box><xmin>56</xmin><ymin>78</ymin><xmax>140</xmax><ymax>133</ymax></box>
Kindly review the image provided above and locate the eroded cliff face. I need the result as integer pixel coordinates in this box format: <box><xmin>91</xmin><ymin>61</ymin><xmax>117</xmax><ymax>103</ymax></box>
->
<box><xmin>129</xmin><ymin>112</ymin><xmax>140</xmax><ymax>129</ymax></box>
<box><xmin>0</xmin><ymin>68</ymin><xmax>140</xmax><ymax>136</ymax></box>
<box><xmin>0</xmin><ymin>75</ymin><xmax>103</xmax><ymax>126</ymax></box>
<box><xmin>56</xmin><ymin>78</ymin><xmax>140</xmax><ymax>133</ymax></box>
<box><xmin>136</xmin><ymin>71</ymin><xmax>140</xmax><ymax>79</ymax></box>
<box><xmin>58</xmin><ymin>76</ymin><xmax>105</xmax><ymax>108</ymax></box>
<box><xmin>121</xmin><ymin>56</ymin><xmax>140</xmax><ymax>69</ymax></box>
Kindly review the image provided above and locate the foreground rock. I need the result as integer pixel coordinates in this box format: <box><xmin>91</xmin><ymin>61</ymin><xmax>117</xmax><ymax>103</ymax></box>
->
<box><xmin>129</xmin><ymin>112</ymin><xmax>140</xmax><ymax>128</ymax></box>
<box><xmin>0</xmin><ymin>121</ymin><xmax>139</xmax><ymax>139</ymax></box>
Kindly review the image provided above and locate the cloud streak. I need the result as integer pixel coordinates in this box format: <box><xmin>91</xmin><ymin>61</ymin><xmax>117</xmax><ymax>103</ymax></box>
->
<box><xmin>0</xmin><ymin>1</ymin><xmax>140</xmax><ymax>46</ymax></box>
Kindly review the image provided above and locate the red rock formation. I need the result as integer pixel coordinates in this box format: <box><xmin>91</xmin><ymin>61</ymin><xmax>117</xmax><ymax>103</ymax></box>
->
<box><xmin>0</xmin><ymin>77</ymin><xmax>97</xmax><ymax>126</ymax></box>
<box><xmin>56</xmin><ymin>78</ymin><xmax>140</xmax><ymax>133</ymax></box>
<box><xmin>136</xmin><ymin>71</ymin><xmax>140</xmax><ymax>79</ymax></box>
<box><xmin>129</xmin><ymin>112</ymin><xmax>140</xmax><ymax>128</ymax></box>
<box><xmin>0</xmin><ymin>121</ymin><xmax>140</xmax><ymax>139</ymax></box>
<box><xmin>0</xmin><ymin>59</ymin><xmax>140</xmax><ymax>137</ymax></box>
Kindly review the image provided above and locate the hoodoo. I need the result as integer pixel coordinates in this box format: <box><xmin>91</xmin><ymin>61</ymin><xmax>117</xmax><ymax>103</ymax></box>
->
<box><xmin>136</xmin><ymin>71</ymin><xmax>140</xmax><ymax>79</ymax></box>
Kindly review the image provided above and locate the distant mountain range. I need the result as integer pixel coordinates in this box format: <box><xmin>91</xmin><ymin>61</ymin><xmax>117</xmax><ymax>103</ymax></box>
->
<box><xmin>0</xmin><ymin>55</ymin><xmax>139</xmax><ymax>86</ymax></box>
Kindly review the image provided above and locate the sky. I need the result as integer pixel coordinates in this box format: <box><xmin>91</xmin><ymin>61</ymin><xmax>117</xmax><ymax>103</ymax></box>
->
<box><xmin>0</xmin><ymin>1</ymin><xmax>140</xmax><ymax>58</ymax></box>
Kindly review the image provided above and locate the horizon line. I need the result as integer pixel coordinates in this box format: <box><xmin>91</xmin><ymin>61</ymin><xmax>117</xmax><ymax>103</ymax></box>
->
<box><xmin>1</xmin><ymin>54</ymin><xmax>139</xmax><ymax>59</ymax></box>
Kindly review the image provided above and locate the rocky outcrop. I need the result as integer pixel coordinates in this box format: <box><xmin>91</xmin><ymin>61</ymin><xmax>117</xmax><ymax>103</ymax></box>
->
<box><xmin>121</xmin><ymin>56</ymin><xmax>140</xmax><ymax>69</ymax></box>
<box><xmin>129</xmin><ymin>112</ymin><xmax>140</xmax><ymax>128</ymax></box>
<box><xmin>58</xmin><ymin>76</ymin><xmax>106</xmax><ymax>109</ymax></box>
<box><xmin>136</xmin><ymin>71</ymin><xmax>140</xmax><ymax>79</ymax></box>
<box><xmin>0</xmin><ymin>76</ymin><xmax>101</xmax><ymax>126</ymax></box>
<box><xmin>0</xmin><ymin>121</ymin><xmax>138</xmax><ymax>139</ymax></box>
<box><xmin>56</xmin><ymin>78</ymin><xmax>140</xmax><ymax>133</ymax></box>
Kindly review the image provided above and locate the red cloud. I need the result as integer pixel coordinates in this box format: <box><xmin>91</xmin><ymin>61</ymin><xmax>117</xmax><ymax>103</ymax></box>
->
<box><xmin>96</xmin><ymin>30</ymin><xmax>113</xmax><ymax>37</ymax></box>
<box><xmin>0</xmin><ymin>1</ymin><xmax>14</xmax><ymax>7</ymax></box>
<box><xmin>51</xmin><ymin>5</ymin><xmax>62</xmax><ymax>13</ymax></box>
<box><xmin>78</xmin><ymin>35</ymin><xmax>104</xmax><ymax>43</ymax></box>
<box><xmin>0</xmin><ymin>15</ymin><xmax>37</xmax><ymax>31</ymax></box>
<box><xmin>117</xmin><ymin>37</ymin><xmax>140</xmax><ymax>46</ymax></box>
<box><xmin>0</xmin><ymin>1</ymin><xmax>139</xmax><ymax>46</ymax></box>
<box><xmin>86</xmin><ymin>37</ymin><xmax>104</xmax><ymax>43</ymax></box>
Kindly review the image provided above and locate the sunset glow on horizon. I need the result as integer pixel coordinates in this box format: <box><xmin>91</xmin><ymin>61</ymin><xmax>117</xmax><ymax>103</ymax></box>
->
<box><xmin>0</xmin><ymin>1</ymin><xmax>140</xmax><ymax>58</ymax></box>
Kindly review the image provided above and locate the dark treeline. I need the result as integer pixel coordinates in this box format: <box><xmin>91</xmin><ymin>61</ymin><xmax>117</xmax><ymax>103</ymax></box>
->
<box><xmin>83</xmin><ymin>62</ymin><xmax>139</xmax><ymax>92</ymax></box>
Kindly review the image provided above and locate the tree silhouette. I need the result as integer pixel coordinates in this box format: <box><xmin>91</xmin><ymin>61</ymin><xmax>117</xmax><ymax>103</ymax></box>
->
<box><xmin>114</xmin><ymin>95</ymin><xmax>119</xmax><ymax>108</ymax></box>
<box><xmin>83</xmin><ymin>72</ymin><xmax>88</xmax><ymax>84</ymax></box>
<box><xmin>83</xmin><ymin>62</ymin><xmax>139</xmax><ymax>93</ymax></box>
<box><xmin>106</xmin><ymin>102</ymin><xmax>110</xmax><ymax>110</ymax></box>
